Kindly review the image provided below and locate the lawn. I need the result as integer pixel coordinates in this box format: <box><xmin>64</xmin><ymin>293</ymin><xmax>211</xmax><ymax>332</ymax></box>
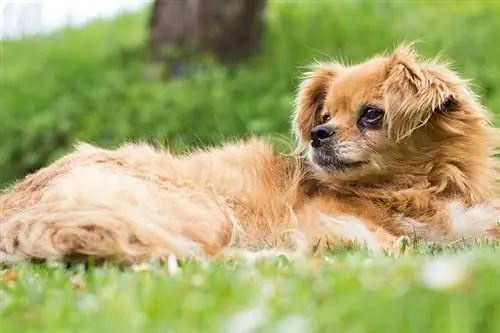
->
<box><xmin>2</xmin><ymin>1</ymin><xmax>500</xmax><ymax>332</ymax></box>
<box><xmin>2</xmin><ymin>245</ymin><xmax>500</xmax><ymax>333</ymax></box>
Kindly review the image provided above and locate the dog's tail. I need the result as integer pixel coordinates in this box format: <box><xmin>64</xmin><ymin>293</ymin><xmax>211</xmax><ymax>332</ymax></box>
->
<box><xmin>0</xmin><ymin>202</ymin><xmax>208</xmax><ymax>266</ymax></box>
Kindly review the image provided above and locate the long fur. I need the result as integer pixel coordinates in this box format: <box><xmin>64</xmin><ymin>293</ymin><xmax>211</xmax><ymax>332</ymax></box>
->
<box><xmin>1</xmin><ymin>44</ymin><xmax>500</xmax><ymax>265</ymax></box>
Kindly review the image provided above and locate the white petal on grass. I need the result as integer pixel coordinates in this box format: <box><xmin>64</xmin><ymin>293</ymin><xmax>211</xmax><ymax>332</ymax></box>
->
<box><xmin>322</xmin><ymin>256</ymin><xmax>335</xmax><ymax>262</ymax></box>
<box><xmin>259</xmin><ymin>281</ymin><xmax>277</xmax><ymax>301</ymax></box>
<box><xmin>199</xmin><ymin>259</ymin><xmax>211</xmax><ymax>270</ymax></box>
<box><xmin>0</xmin><ymin>290</ymin><xmax>13</xmax><ymax>311</ymax></box>
<box><xmin>77</xmin><ymin>295</ymin><xmax>98</xmax><ymax>312</ymax></box>
<box><xmin>420</xmin><ymin>256</ymin><xmax>469</xmax><ymax>290</ymax></box>
<box><xmin>190</xmin><ymin>274</ymin><xmax>205</xmax><ymax>287</ymax></box>
<box><xmin>167</xmin><ymin>253</ymin><xmax>181</xmax><ymax>276</ymax></box>
<box><xmin>361</xmin><ymin>258</ymin><xmax>375</xmax><ymax>268</ymax></box>
<box><xmin>225</xmin><ymin>306</ymin><xmax>268</xmax><ymax>333</ymax></box>
<box><xmin>275</xmin><ymin>315</ymin><xmax>310</xmax><ymax>333</ymax></box>
<box><xmin>131</xmin><ymin>262</ymin><xmax>151</xmax><ymax>272</ymax></box>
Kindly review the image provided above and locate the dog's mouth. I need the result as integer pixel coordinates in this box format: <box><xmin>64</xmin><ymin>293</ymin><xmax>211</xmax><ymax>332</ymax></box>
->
<box><xmin>310</xmin><ymin>149</ymin><xmax>368</xmax><ymax>172</ymax></box>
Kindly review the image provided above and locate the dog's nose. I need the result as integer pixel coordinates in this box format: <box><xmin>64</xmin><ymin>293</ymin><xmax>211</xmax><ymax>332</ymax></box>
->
<box><xmin>310</xmin><ymin>125</ymin><xmax>335</xmax><ymax>148</ymax></box>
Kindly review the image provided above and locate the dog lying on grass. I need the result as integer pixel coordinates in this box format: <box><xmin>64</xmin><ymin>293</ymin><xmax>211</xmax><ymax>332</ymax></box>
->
<box><xmin>1</xmin><ymin>44</ymin><xmax>500</xmax><ymax>265</ymax></box>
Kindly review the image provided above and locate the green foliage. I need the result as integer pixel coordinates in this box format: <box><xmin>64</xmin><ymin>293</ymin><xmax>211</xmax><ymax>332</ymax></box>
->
<box><xmin>1</xmin><ymin>1</ymin><xmax>500</xmax><ymax>187</ymax></box>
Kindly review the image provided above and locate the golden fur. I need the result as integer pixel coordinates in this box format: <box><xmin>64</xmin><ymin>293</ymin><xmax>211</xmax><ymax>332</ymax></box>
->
<box><xmin>1</xmin><ymin>44</ymin><xmax>500</xmax><ymax>265</ymax></box>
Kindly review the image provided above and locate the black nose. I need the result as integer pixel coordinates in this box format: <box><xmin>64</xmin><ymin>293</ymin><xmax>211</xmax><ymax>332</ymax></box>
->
<box><xmin>310</xmin><ymin>125</ymin><xmax>334</xmax><ymax>148</ymax></box>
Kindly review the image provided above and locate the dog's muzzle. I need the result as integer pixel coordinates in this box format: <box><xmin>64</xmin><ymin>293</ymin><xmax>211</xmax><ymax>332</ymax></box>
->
<box><xmin>310</xmin><ymin>125</ymin><xmax>335</xmax><ymax>148</ymax></box>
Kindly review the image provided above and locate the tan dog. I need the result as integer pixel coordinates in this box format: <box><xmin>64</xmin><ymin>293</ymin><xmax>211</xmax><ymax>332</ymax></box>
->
<box><xmin>1</xmin><ymin>44</ymin><xmax>500</xmax><ymax>265</ymax></box>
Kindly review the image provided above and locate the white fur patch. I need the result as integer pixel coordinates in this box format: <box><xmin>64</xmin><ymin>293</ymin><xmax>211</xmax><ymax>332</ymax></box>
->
<box><xmin>397</xmin><ymin>202</ymin><xmax>500</xmax><ymax>243</ymax></box>
<box><xmin>318</xmin><ymin>213</ymin><xmax>377</xmax><ymax>250</ymax></box>
<box><xmin>446</xmin><ymin>201</ymin><xmax>500</xmax><ymax>241</ymax></box>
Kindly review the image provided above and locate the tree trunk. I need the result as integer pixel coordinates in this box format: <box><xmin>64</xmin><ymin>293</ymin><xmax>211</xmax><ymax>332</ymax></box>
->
<box><xmin>148</xmin><ymin>0</ymin><xmax>267</xmax><ymax>77</ymax></box>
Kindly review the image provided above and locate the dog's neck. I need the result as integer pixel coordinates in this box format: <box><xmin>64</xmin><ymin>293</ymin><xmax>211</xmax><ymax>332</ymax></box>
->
<box><xmin>298</xmin><ymin>151</ymin><xmax>498</xmax><ymax>206</ymax></box>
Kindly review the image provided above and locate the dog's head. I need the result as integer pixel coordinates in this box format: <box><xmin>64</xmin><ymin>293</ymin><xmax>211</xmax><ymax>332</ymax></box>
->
<box><xmin>293</xmin><ymin>44</ymin><xmax>497</xmax><ymax>192</ymax></box>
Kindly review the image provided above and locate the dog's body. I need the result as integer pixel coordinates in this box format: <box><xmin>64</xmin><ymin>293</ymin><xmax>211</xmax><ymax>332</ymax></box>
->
<box><xmin>2</xmin><ymin>45</ymin><xmax>500</xmax><ymax>265</ymax></box>
<box><xmin>0</xmin><ymin>139</ymin><xmax>402</xmax><ymax>263</ymax></box>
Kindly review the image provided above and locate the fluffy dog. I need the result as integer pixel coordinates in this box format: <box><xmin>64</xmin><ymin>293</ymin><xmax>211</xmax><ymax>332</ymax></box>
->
<box><xmin>1</xmin><ymin>44</ymin><xmax>500</xmax><ymax>265</ymax></box>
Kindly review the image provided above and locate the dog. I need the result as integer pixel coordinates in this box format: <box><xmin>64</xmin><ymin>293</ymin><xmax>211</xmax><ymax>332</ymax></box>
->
<box><xmin>1</xmin><ymin>44</ymin><xmax>500</xmax><ymax>265</ymax></box>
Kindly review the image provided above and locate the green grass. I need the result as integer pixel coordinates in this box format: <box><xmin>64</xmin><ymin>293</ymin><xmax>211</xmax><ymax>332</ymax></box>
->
<box><xmin>2</xmin><ymin>1</ymin><xmax>500</xmax><ymax>332</ymax></box>
<box><xmin>2</xmin><ymin>244</ymin><xmax>500</xmax><ymax>333</ymax></box>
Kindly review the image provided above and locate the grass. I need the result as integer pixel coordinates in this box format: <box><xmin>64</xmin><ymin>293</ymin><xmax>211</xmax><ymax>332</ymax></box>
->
<box><xmin>2</xmin><ymin>1</ymin><xmax>500</xmax><ymax>332</ymax></box>
<box><xmin>2</xmin><ymin>244</ymin><xmax>500</xmax><ymax>333</ymax></box>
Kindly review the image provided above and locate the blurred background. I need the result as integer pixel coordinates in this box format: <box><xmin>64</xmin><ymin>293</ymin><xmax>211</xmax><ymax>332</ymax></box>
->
<box><xmin>1</xmin><ymin>0</ymin><xmax>500</xmax><ymax>186</ymax></box>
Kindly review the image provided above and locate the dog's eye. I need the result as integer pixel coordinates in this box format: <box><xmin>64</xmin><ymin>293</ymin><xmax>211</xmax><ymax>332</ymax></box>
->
<box><xmin>320</xmin><ymin>113</ymin><xmax>331</xmax><ymax>123</ymax></box>
<box><xmin>360</xmin><ymin>105</ymin><xmax>384</xmax><ymax>127</ymax></box>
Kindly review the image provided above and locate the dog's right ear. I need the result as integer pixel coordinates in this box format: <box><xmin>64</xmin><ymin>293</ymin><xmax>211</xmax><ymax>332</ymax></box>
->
<box><xmin>292</xmin><ymin>62</ymin><xmax>343</xmax><ymax>148</ymax></box>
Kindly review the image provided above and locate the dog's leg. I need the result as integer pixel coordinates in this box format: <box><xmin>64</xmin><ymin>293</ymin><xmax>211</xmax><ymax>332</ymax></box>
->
<box><xmin>318</xmin><ymin>215</ymin><xmax>407</xmax><ymax>255</ymax></box>
<box><xmin>292</xmin><ymin>207</ymin><xmax>408</xmax><ymax>256</ymax></box>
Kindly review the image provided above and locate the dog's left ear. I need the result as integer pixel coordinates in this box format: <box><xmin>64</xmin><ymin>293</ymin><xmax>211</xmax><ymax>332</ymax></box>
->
<box><xmin>383</xmin><ymin>44</ymin><xmax>462</xmax><ymax>141</ymax></box>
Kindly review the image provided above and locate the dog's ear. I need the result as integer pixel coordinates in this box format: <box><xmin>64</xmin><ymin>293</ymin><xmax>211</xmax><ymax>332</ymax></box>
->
<box><xmin>383</xmin><ymin>44</ymin><xmax>462</xmax><ymax>141</ymax></box>
<box><xmin>292</xmin><ymin>62</ymin><xmax>343</xmax><ymax>147</ymax></box>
